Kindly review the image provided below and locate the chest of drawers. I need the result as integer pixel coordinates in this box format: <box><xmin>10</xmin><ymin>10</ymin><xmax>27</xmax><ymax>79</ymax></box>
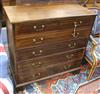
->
<box><xmin>4</xmin><ymin>4</ymin><xmax>96</xmax><ymax>90</ymax></box>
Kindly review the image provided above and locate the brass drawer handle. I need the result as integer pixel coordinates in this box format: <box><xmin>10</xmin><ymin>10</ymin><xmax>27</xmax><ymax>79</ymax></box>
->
<box><xmin>33</xmin><ymin>25</ymin><xmax>45</xmax><ymax>31</ymax></box>
<box><xmin>74</xmin><ymin>21</ymin><xmax>82</xmax><ymax>26</ymax></box>
<box><xmin>68</xmin><ymin>43</ymin><xmax>76</xmax><ymax>48</ymax></box>
<box><xmin>32</xmin><ymin>50</ymin><xmax>43</xmax><ymax>56</ymax></box>
<box><xmin>32</xmin><ymin>37</ymin><xmax>44</xmax><ymax>44</ymax></box>
<box><xmin>38</xmin><ymin>25</ymin><xmax>45</xmax><ymax>31</ymax></box>
<box><xmin>32</xmin><ymin>73</ymin><xmax>41</xmax><ymax>78</ymax></box>
<box><xmin>32</xmin><ymin>62</ymin><xmax>42</xmax><ymax>67</ymax></box>
<box><xmin>66</xmin><ymin>54</ymin><xmax>74</xmax><ymax>59</ymax></box>
<box><xmin>64</xmin><ymin>65</ymin><xmax>71</xmax><ymax>70</ymax></box>
<box><xmin>72</xmin><ymin>21</ymin><xmax>77</xmax><ymax>38</ymax></box>
<box><xmin>72</xmin><ymin>21</ymin><xmax>82</xmax><ymax>38</ymax></box>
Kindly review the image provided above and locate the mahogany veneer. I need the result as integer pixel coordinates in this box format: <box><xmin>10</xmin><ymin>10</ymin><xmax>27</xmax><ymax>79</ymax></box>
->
<box><xmin>4</xmin><ymin>4</ymin><xmax>96</xmax><ymax>91</ymax></box>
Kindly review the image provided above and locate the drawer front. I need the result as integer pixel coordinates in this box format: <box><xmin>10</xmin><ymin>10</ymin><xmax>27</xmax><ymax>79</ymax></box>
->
<box><xmin>15</xmin><ymin>16</ymin><xmax>94</xmax><ymax>36</ymax></box>
<box><xmin>17</xmin><ymin>48</ymin><xmax>84</xmax><ymax>71</ymax></box>
<box><xmin>16</xmin><ymin>59</ymin><xmax>81</xmax><ymax>84</ymax></box>
<box><xmin>16</xmin><ymin>38</ymin><xmax>87</xmax><ymax>61</ymax></box>
<box><xmin>16</xmin><ymin>27</ymin><xmax>91</xmax><ymax>49</ymax></box>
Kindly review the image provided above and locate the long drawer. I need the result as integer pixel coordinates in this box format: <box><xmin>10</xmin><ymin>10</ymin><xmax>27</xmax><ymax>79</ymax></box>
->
<box><xmin>17</xmin><ymin>48</ymin><xmax>84</xmax><ymax>71</ymax></box>
<box><xmin>16</xmin><ymin>59</ymin><xmax>82</xmax><ymax>84</ymax></box>
<box><xmin>16</xmin><ymin>27</ymin><xmax>91</xmax><ymax>49</ymax></box>
<box><xmin>14</xmin><ymin>16</ymin><xmax>93</xmax><ymax>36</ymax></box>
<box><xmin>16</xmin><ymin>38</ymin><xmax>86</xmax><ymax>61</ymax></box>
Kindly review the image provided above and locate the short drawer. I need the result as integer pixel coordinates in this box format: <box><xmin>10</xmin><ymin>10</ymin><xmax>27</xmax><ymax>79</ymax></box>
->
<box><xmin>16</xmin><ymin>38</ymin><xmax>87</xmax><ymax>61</ymax></box>
<box><xmin>16</xmin><ymin>59</ymin><xmax>81</xmax><ymax>84</ymax></box>
<box><xmin>14</xmin><ymin>16</ymin><xmax>94</xmax><ymax>36</ymax></box>
<box><xmin>17</xmin><ymin>48</ymin><xmax>84</xmax><ymax>71</ymax></box>
<box><xmin>16</xmin><ymin>27</ymin><xmax>91</xmax><ymax>49</ymax></box>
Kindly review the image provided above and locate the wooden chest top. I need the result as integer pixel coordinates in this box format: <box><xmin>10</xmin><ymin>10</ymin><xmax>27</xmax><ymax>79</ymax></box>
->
<box><xmin>4</xmin><ymin>4</ymin><xmax>96</xmax><ymax>23</ymax></box>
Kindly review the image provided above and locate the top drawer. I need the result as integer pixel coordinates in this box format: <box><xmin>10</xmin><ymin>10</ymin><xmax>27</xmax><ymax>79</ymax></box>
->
<box><xmin>14</xmin><ymin>16</ymin><xmax>94</xmax><ymax>36</ymax></box>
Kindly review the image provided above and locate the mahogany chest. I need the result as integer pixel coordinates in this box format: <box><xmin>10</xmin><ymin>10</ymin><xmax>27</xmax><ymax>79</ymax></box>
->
<box><xmin>4</xmin><ymin>4</ymin><xmax>96</xmax><ymax>90</ymax></box>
